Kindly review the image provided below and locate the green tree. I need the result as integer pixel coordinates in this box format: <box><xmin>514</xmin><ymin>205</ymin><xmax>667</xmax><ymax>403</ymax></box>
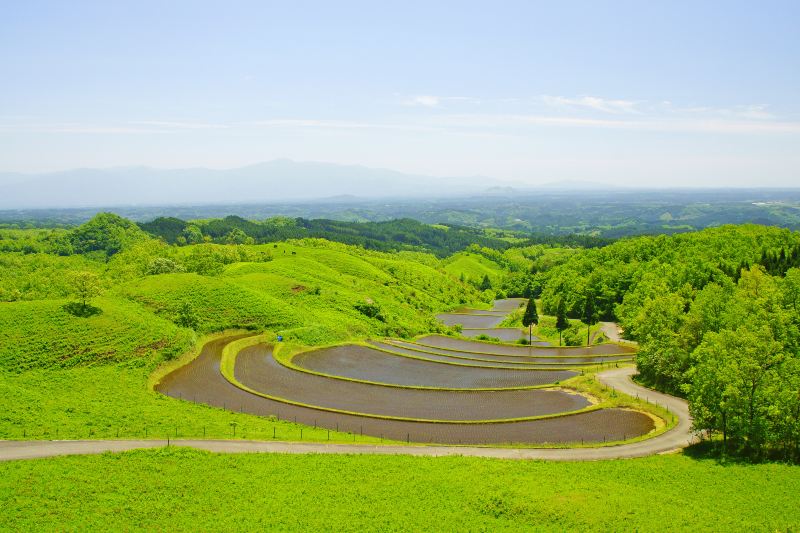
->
<box><xmin>555</xmin><ymin>300</ymin><xmax>569</xmax><ymax>346</ymax></box>
<box><xmin>175</xmin><ymin>301</ymin><xmax>199</xmax><ymax>329</ymax></box>
<box><xmin>69</xmin><ymin>271</ymin><xmax>102</xmax><ymax>310</ymax></box>
<box><xmin>66</xmin><ymin>213</ymin><xmax>149</xmax><ymax>257</ymax></box>
<box><xmin>181</xmin><ymin>224</ymin><xmax>204</xmax><ymax>245</ymax></box>
<box><xmin>629</xmin><ymin>293</ymin><xmax>688</xmax><ymax>392</ymax></box>
<box><xmin>583</xmin><ymin>290</ymin><xmax>598</xmax><ymax>345</ymax></box>
<box><xmin>690</xmin><ymin>326</ymin><xmax>784</xmax><ymax>456</ymax></box>
<box><xmin>479</xmin><ymin>274</ymin><xmax>492</xmax><ymax>291</ymax></box>
<box><xmin>782</xmin><ymin>268</ymin><xmax>800</xmax><ymax>313</ymax></box>
<box><xmin>225</xmin><ymin>228</ymin><xmax>250</xmax><ymax>245</ymax></box>
<box><xmin>522</xmin><ymin>298</ymin><xmax>539</xmax><ymax>345</ymax></box>
<box><xmin>146</xmin><ymin>257</ymin><xmax>185</xmax><ymax>275</ymax></box>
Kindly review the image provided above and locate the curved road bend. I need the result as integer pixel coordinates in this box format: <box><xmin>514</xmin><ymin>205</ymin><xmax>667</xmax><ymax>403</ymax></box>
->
<box><xmin>0</xmin><ymin>367</ymin><xmax>697</xmax><ymax>462</ymax></box>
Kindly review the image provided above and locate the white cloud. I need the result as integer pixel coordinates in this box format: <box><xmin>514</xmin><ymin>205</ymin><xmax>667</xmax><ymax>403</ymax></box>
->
<box><xmin>438</xmin><ymin>113</ymin><xmax>800</xmax><ymax>135</ymax></box>
<box><xmin>405</xmin><ymin>95</ymin><xmax>441</xmax><ymax>107</ymax></box>
<box><xmin>403</xmin><ymin>95</ymin><xmax>480</xmax><ymax>107</ymax></box>
<box><xmin>130</xmin><ymin>120</ymin><xmax>229</xmax><ymax>129</ymax></box>
<box><xmin>677</xmin><ymin>104</ymin><xmax>775</xmax><ymax>121</ymax></box>
<box><xmin>542</xmin><ymin>95</ymin><xmax>640</xmax><ymax>114</ymax></box>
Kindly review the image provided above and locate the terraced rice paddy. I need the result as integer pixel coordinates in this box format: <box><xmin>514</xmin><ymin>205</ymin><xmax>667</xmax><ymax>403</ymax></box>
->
<box><xmin>156</xmin><ymin>338</ymin><xmax>653</xmax><ymax>444</ymax></box>
<box><xmin>417</xmin><ymin>335</ymin><xmax>637</xmax><ymax>357</ymax></box>
<box><xmin>435</xmin><ymin>298</ymin><xmax>523</xmax><ymax>329</ymax></box>
<box><xmin>292</xmin><ymin>345</ymin><xmax>576</xmax><ymax>387</ymax></box>
<box><xmin>378</xmin><ymin>340</ymin><xmax>633</xmax><ymax>366</ymax></box>
<box><xmin>461</xmin><ymin>327</ymin><xmax>532</xmax><ymax>342</ymax></box>
<box><xmin>237</xmin><ymin>345</ymin><xmax>589</xmax><ymax>420</ymax></box>
<box><xmin>155</xmin><ymin>299</ymin><xmax>654</xmax><ymax>445</ymax></box>
<box><xmin>435</xmin><ymin>312</ymin><xmax>507</xmax><ymax>328</ymax></box>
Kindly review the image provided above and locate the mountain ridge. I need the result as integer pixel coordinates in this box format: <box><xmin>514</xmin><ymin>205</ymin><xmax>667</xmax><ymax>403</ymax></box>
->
<box><xmin>0</xmin><ymin>160</ymin><xmax>509</xmax><ymax>209</ymax></box>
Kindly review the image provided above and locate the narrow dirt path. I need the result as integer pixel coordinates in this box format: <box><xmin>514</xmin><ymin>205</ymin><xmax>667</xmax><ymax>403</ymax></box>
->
<box><xmin>0</xmin><ymin>367</ymin><xmax>696</xmax><ymax>462</ymax></box>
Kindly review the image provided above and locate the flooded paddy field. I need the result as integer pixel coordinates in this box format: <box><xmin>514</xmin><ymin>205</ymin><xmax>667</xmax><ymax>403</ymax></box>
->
<box><xmin>383</xmin><ymin>340</ymin><xmax>634</xmax><ymax>366</ymax></box>
<box><xmin>460</xmin><ymin>327</ymin><xmax>544</xmax><ymax>343</ymax></box>
<box><xmin>416</xmin><ymin>335</ymin><xmax>637</xmax><ymax>357</ymax></box>
<box><xmin>236</xmin><ymin>345</ymin><xmax>590</xmax><ymax>420</ymax></box>
<box><xmin>291</xmin><ymin>344</ymin><xmax>578</xmax><ymax>387</ymax></box>
<box><xmin>435</xmin><ymin>313</ymin><xmax>507</xmax><ymax>328</ymax></box>
<box><xmin>155</xmin><ymin>335</ymin><xmax>654</xmax><ymax>445</ymax></box>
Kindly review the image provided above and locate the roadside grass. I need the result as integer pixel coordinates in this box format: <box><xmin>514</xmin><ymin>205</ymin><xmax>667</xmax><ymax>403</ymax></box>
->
<box><xmin>1</xmin><ymin>448</ymin><xmax>797</xmax><ymax>531</ymax></box>
<box><xmin>0</xmin><ymin>362</ymin><xmax>383</xmax><ymax>443</ymax></box>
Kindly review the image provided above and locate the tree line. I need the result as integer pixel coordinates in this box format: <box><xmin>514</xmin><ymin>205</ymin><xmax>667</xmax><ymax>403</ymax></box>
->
<box><xmin>137</xmin><ymin>215</ymin><xmax>514</xmax><ymax>257</ymax></box>
<box><xmin>534</xmin><ymin>224</ymin><xmax>800</xmax><ymax>461</ymax></box>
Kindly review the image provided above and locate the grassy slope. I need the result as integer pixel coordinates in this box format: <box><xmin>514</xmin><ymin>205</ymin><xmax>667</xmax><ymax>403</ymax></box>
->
<box><xmin>443</xmin><ymin>251</ymin><xmax>505</xmax><ymax>284</ymax></box>
<box><xmin>0</xmin><ymin>297</ymin><xmax>195</xmax><ymax>371</ymax></box>
<box><xmin>0</xmin><ymin>253</ymin><xmax>102</xmax><ymax>301</ymax></box>
<box><xmin>1</xmin><ymin>448</ymin><xmax>797</xmax><ymax>531</ymax></box>
<box><xmin>0</xmin><ymin>239</ymin><xmax>475</xmax><ymax>440</ymax></box>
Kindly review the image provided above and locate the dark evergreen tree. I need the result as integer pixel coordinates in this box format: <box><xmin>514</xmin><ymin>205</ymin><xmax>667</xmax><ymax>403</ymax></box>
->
<box><xmin>555</xmin><ymin>299</ymin><xmax>569</xmax><ymax>347</ymax></box>
<box><xmin>583</xmin><ymin>290</ymin><xmax>599</xmax><ymax>345</ymax></box>
<box><xmin>522</xmin><ymin>298</ymin><xmax>539</xmax><ymax>345</ymax></box>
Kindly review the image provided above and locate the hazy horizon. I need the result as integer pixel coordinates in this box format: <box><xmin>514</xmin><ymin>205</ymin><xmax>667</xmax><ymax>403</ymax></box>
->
<box><xmin>2</xmin><ymin>1</ymin><xmax>799</xmax><ymax>188</ymax></box>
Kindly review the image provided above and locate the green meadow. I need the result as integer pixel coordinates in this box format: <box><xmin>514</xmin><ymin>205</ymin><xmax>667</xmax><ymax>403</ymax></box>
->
<box><xmin>1</xmin><ymin>448</ymin><xmax>797</xmax><ymax>532</ymax></box>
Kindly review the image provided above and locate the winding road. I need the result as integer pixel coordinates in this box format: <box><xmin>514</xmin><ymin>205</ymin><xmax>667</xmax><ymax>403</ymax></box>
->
<box><xmin>0</xmin><ymin>367</ymin><xmax>697</xmax><ymax>462</ymax></box>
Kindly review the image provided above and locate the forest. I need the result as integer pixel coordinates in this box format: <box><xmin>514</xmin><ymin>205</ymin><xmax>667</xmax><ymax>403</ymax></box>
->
<box><xmin>536</xmin><ymin>225</ymin><xmax>800</xmax><ymax>460</ymax></box>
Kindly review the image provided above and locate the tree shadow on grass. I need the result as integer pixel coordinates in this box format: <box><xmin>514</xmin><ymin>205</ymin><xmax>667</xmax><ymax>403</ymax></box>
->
<box><xmin>682</xmin><ymin>440</ymin><xmax>797</xmax><ymax>466</ymax></box>
<box><xmin>62</xmin><ymin>302</ymin><xmax>103</xmax><ymax>318</ymax></box>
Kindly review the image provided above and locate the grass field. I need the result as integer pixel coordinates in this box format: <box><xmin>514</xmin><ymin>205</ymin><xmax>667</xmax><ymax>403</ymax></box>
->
<box><xmin>443</xmin><ymin>251</ymin><xmax>506</xmax><ymax>286</ymax></box>
<box><xmin>1</xmin><ymin>447</ymin><xmax>797</xmax><ymax>531</ymax></box>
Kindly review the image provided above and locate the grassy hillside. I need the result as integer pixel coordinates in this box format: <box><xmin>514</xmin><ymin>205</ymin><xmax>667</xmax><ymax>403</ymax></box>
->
<box><xmin>117</xmin><ymin>273</ymin><xmax>302</xmax><ymax>333</ymax></box>
<box><xmin>443</xmin><ymin>251</ymin><xmax>506</xmax><ymax>287</ymax></box>
<box><xmin>1</xmin><ymin>448</ymin><xmax>797</xmax><ymax>531</ymax></box>
<box><xmin>0</xmin><ymin>297</ymin><xmax>194</xmax><ymax>371</ymax></box>
<box><xmin>0</xmin><ymin>217</ymin><xmax>482</xmax><ymax>440</ymax></box>
<box><xmin>0</xmin><ymin>253</ymin><xmax>101</xmax><ymax>301</ymax></box>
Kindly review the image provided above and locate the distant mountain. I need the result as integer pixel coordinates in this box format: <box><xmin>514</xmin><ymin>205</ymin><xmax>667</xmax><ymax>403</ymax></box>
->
<box><xmin>0</xmin><ymin>160</ymin><xmax>506</xmax><ymax>209</ymax></box>
<box><xmin>537</xmin><ymin>180</ymin><xmax>616</xmax><ymax>191</ymax></box>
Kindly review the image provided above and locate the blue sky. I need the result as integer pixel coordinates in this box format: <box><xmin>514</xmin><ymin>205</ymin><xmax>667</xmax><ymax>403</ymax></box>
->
<box><xmin>1</xmin><ymin>0</ymin><xmax>799</xmax><ymax>186</ymax></box>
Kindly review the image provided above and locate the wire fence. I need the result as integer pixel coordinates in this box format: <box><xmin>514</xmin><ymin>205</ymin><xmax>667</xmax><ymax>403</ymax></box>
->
<box><xmin>1</xmin><ymin>422</ymin><xmax>387</xmax><ymax>443</ymax></box>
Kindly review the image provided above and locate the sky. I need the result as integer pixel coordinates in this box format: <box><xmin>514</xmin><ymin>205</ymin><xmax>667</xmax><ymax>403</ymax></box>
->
<box><xmin>1</xmin><ymin>0</ymin><xmax>799</xmax><ymax>187</ymax></box>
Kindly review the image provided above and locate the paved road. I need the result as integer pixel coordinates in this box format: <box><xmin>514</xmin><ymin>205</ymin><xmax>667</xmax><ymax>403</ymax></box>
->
<box><xmin>0</xmin><ymin>367</ymin><xmax>696</xmax><ymax>462</ymax></box>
